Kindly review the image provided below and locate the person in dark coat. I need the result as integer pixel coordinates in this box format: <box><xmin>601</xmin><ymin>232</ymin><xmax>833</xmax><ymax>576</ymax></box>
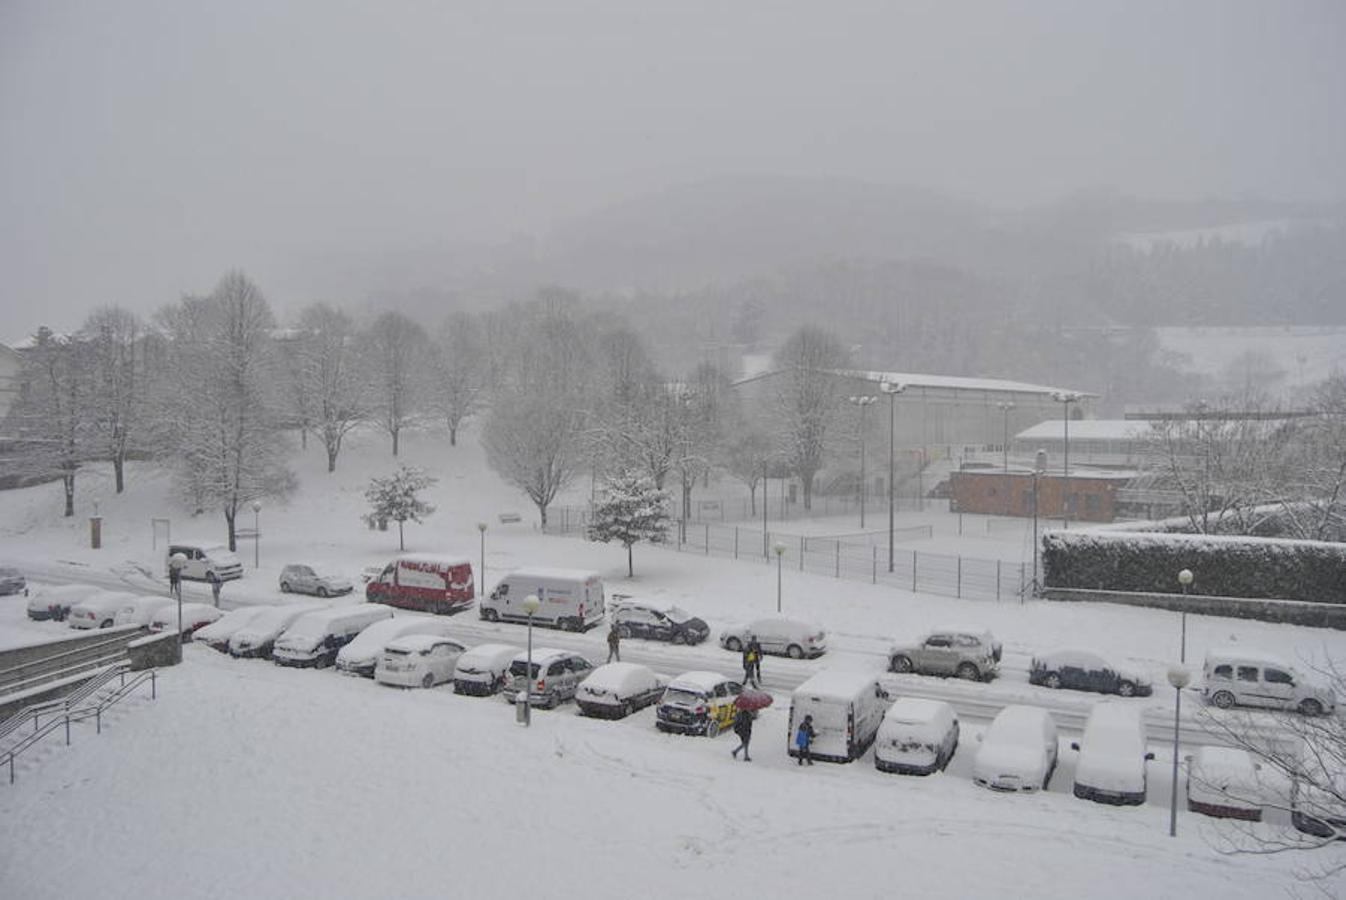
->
<box><xmin>795</xmin><ymin>714</ymin><xmax>816</xmax><ymax>766</ymax></box>
<box><xmin>606</xmin><ymin>624</ymin><xmax>621</xmax><ymax>663</ymax></box>
<box><xmin>730</xmin><ymin>707</ymin><xmax>755</xmax><ymax>761</ymax></box>
<box><xmin>210</xmin><ymin>578</ymin><xmax>222</xmax><ymax>608</ymax></box>
<box><xmin>168</xmin><ymin>565</ymin><xmax>182</xmax><ymax>601</ymax></box>
<box><xmin>741</xmin><ymin>638</ymin><xmax>759</xmax><ymax>688</ymax></box>
<box><xmin>747</xmin><ymin>637</ymin><xmax>763</xmax><ymax>685</ymax></box>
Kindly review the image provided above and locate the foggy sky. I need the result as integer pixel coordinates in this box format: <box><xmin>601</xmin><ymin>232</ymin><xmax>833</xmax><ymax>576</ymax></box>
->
<box><xmin>2</xmin><ymin>0</ymin><xmax>1343</xmax><ymax>339</ymax></box>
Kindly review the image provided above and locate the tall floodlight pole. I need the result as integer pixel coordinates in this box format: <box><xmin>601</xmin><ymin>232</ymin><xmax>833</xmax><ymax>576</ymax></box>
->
<box><xmin>1168</xmin><ymin>666</ymin><xmax>1191</xmax><ymax>837</ymax></box>
<box><xmin>773</xmin><ymin>542</ymin><xmax>787</xmax><ymax>612</ymax></box>
<box><xmin>996</xmin><ymin>401</ymin><xmax>1015</xmax><ymax>473</ymax></box>
<box><xmin>880</xmin><ymin>380</ymin><xmax>907</xmax><ymax>573</ymax></box>
<box><xmin>1052</xmin><ymin>391</ymin><xmax>1080</xmax><ymax>528</ymax></box>
<box><xmin>846</xmin><ymin>395</ymin><xmax>876</xmax><ymax>528</ymax></box>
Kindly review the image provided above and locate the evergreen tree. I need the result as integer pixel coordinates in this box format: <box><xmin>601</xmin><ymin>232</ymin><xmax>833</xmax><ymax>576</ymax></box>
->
<box><xmin>586</xmin><ymin>470</ymin><xmax>672</xmax><ymax>577</ymax></box>
<box><xmin>363</xmin><ymin>465</ymin><xmax>437</xmax><ymax>550</ymax></box>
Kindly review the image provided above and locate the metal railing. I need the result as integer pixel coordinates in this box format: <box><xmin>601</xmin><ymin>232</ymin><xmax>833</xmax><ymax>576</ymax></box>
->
<box><xmin>3</xmin><ymin>664</ymin><xmax>158</xmax><ymax>784</ymax></box>
<box><xmin>544</xmin><ymin>506</ymin><xmax>1028</xmax><ymax>603</ymax></box>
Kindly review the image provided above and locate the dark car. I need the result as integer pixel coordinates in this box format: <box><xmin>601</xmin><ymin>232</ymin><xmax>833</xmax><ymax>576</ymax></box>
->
<box><xmin>0</xmin><ymin>567</ymin><xmax>27</xmax><ymax>596</ymax></box>
<box><xmin>610</xmin><ymin>597</ymin><xmax>709</xmax><ymax>645</ymax></box>
<box><xmin>1029</xmin><ymin>648</ymin><xmax>1153</xmax><ymax>697</ymax></box>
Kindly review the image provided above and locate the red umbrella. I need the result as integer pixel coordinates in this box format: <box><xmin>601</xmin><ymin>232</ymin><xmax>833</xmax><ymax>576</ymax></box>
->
<box><xmin>735</xmin><ymin>689</ymin><xmax>773</xmax><ymax>711</ymax></box>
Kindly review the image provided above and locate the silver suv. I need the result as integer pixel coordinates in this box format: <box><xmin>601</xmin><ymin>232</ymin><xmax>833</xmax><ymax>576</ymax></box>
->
<box><xmin>888</xmin><ymin>629</ymin><xmax>1002</xmax><ymax>682</ymax></box>
<box><xmin>505</xmin><ymin>649</ymin><xmax>595</xmax><ymax>709</ymax></box>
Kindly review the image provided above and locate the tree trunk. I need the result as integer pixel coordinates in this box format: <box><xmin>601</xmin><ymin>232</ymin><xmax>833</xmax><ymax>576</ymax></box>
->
<box><xmin>449</xmin><ymin>426</ymin><xmax>457</xmax><ymax>447</ymax></box>
<box><xmin>225</xmin><ymin>509</ymin><xmax>237</xmax><ymax>551</ymax></box>
<box><xmin>802</xmin><ymin>474</ymin><xmax>814</xmax><ymax>510</ymax></box>
<box><xmin>63</xmin><ymin>474</ymin><xmax>75</xmax><ymax>518</ymax></box>
<box><xmin>538</xmin><ymin>503</ymin><xmax>549</xmax><ymax>528</ymax></box>
<box><xmin>392</xmin><ymin>428</ymin><xmax>400</xmax><ymax>457</ymax></box>
<box><xmin>749</xmin><ymin>483</ymin><xmax>757</xmax><ymax>517</ymax></box>
<box><xmin>300</xmin><ymin>428</ymin><xmax>307</xmax><ymax>450</ymax></box>
<box><xmin>398</xmin><ymin>520</ymin><xmax>405</xmax><ymax>551</ymax></box>
<box><xmin>327</xmin><ymin>445</ymin><xmax>338</xmax><ymax>473</ymax></box>
<box><xmin>114</xmin><ymin>455</ymin><xmax>125</xmax><ymax>494</ymax></box>
<box><xmin>627</xmin><ymin>543</ymin><xmax>634</xmax><ymax>577</ymax></box>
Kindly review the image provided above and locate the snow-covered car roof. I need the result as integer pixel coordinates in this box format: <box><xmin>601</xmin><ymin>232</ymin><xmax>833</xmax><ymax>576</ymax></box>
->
<box><xmin>396</xmin><ymin>554</ymin><xmax>472</xmax><ymax>568</ymax></box>
<box><xmin>150</xmin><ymin>602</ymin><xmax>222</xmax><ymax>628</ymax></box>
<box><xmin>665</xmin><ymin>671</ymin><xmax>730</xmax><ymax>694</ymax></box>
<box><xmin>1188</xmin><ymin>747</ymin><xmax>1264</xmax><ymax>810</ymax></box>
<box><xmin>194</xmin><ymin>605</ymin><xmax>271</xmax><ymax>642</ymax></box>
<box><xmin>27</xmin><ymin>583</ymin><xmax>101</xmax><ymax>612</ymax></box>
<box><xmin>612</xmin><ymin>596</ymin><xmax>686</xmax><ymax>615</ymax></box>
<box><xmin>337</xmin><ymin>615</ymin><xmax>453</xmax><ymax>665</ymax></box>
<box><xmin>883</xmin><ymin>697</ymin><xmax>955</xmax><ymax>726</ymax></box>
<box><xmin>986</xmin><ymin>705</ymin><xmax>1055</xmax><ymax>741</ymax></box>
<box><xmin>511</xmin><ymin>647</ymin><xmax>575</xmax><ymax>666</ymax></box>
<box><xmin>1033</xmin><ymin>648</ymin><xmax>1151</xmax><ymax>682</ymax></box>
<box><xmin>72</xmin><ymin>592</ymin><xmax>139</xmax><ymax>614</ymax></box>
<box><xmin>118</xmin><ymin>595</ymin><xmax>174</xmax><ymax>613</ymax></box>
<box><xmin>384</xmin><ymin>633</ymin><xmax>464</xmax><ymax>654</ymax></box>
<box><xmin>1204</xmin><ymin>646</ymin><xmax>1297</xmax><ymax>671</ymax></box>
<box><xmin>579</xmin><ymin>662</ymin><xmax>665</xmax><ymax>695</ymax></box>
<box><xmin>234</xmin><ymin>603</ymin><xmax>322</xmax><ymax>637</ymax></box>
<box><xmin>456</xmin><ymin>643</ymin><xmax>518</xmax><ymax>667</ymax></box>
<box><xmin>794</xmin><ymin>669</ymin><xmax>880</xmax><ymax>701</ymax></box>
<box><xmin>281</xmin><ymin>604</ymin><xmax>391</xmax><ymax>639</ymax></box>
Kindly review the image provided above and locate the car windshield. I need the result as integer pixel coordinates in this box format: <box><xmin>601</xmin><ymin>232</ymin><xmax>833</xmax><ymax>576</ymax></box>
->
<box><xmin>509</xmin><ymin>660</ymin><xmax>540</xmax><ymax>679</ymax></box>
<box><xmin>662</xmin><ymin>688</ymin><xmax>703</xmax><ymax>705</ymax></box>
<box><xmin>385</xmin><ymin>648</ymin><xmax>411</xmax><ymax>658</ymax></box>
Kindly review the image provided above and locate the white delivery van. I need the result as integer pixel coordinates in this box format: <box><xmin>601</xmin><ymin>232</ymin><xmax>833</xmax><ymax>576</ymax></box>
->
<box><xmin>479</xmin><ymin>568</ymin><xmax>605</xmax><ymax>632</ymax></box>
<box><xmin>787</xmin><ymin>670</ymin><xmax>889</xmax><ymax>764</ymax></box>
<box><xmin>166</xmin><ymin>542</ymin><xmax>243</xmax><ymax>583</ymax></box>
<box><xmin>272</xmin><ymin>604</ymin><xmax>393</xmax><ymax>668</ymax></box>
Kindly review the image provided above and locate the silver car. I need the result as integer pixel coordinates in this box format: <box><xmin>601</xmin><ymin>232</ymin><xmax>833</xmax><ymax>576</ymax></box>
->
<box><xmin>505</xmin><ymin>649</ymin><xmax>595</xmax><ymax>709</ymax></box>
<box><xmin>888</xmin><ymin>629</ymin><xmax>1002</xmax><ymax>681</ymax></box>
<box><xmin>279</xmin><ymin>564</ymin><xmax>354</xmax><ymax>598</ymax></box>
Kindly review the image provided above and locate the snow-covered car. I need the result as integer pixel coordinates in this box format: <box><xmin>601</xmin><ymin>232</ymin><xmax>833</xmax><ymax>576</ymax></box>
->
<box><xmin>1070</xmin><ymin>703</ymin><xmax>1154</xmax><ymax>805</ymax></box>
<box><xmin>1030</xmin><ymin>648</ymin><xmax>1152</xmax><ymax>697</ymax></box>
<box><xmin>504</xmin><ymin>649</ymin><xmax>595</xmax><ymax>709</ymax></box>
<box><xmin>229</xmin><ymin>604</ymin><xmax>321</xmax><ymax>658</ymax></box>
<box><xmin>0</xmin><ymin>566</ymin><xmax>27</xmax><ymax>596</ymax></box>
<box><xmin>113</xmin><ymin>595</ymin><xmax>176</xmax><ymax>627</ymax></box>
<box><xmin>1202</xmin><ymin>649</ymin><xmax>1335</xmax><ymax>716</ymax></box>
<box><xmin>575</xmin><ymin>662</ymin><xmax>668</xmax><ymax>719</ymax></box>
<box><xmin>972</xmin><ymin>705</ymin><xmax>1059</xmax><ymax>793</ymax></box>
<box><xmin>68</xmin><ymin>592</ymin><xmax>138</xmax><ymax>630</ymax></box>
<box><xmin>195</xmin><ymin>606</ymin><xmax>272</xmax><ymax>653</ymax></box>
<box><xmin>888</xmin><ymin>628</ymin><xmax>1001</xmax><ymax>682</ymax></box>
<box><xmin>452</xmin><ymin>643</ymin><xmax>519</xmax><ymax>696</ymax></box>
<box><xmin>374</xmin><ymin>635</ymin><xmax>468</xmax><ymax>688</ymax></box>
<box><xmin>655</xmin><ymin>671</ymin><xmax>743</xmax><ymax>737</ymax></box>
<box><xmin>1186</xmin><ymin>747</ymin><xmax>1264</xmax><ymax>821</ymax></box>
<box><xmin>335</xmin><ymin>614</ymin><xmax>456</xmax><ymax>677</ymax></box>
<box><xmin>719</xmin><ymin>616</ymin><xmax>826</xmax><ymax>659</ymax></box>
<box><xmin>272</xmin><ymin>604</ymin><xmax>393</xmax><ymax>668</ymax></box>
<box><xmin>610</xmin><ymin>597</ymin><xmax>709</xmax><ymax>645</ymax></box>
<box><xmin>148</xmin><ymin>602</ymin><xmax>223</xmax><ymax>639</ymax></box>
<box><xmin>278</xmin><ymin>563</ymin><xmax>354</xmax><ymax>598</ymax></box>
<box><xmin>874</xmin><ymin>697</ymin><xmax>960</xmax><ymax>776</ymax></box>
<box><xmin>1291</xmin><ymin>772</ymin><xmax>1346</xmax><ymax>841</ymax></box>
<box><xmin>166</xmin><ymin>542</ymin><xmax>243</xmax><ymax>583</ymax></box>
<box><xmin>27</xmin><ymin>583</ymin><xmax>100</xmax><ymax>621</ymax></box>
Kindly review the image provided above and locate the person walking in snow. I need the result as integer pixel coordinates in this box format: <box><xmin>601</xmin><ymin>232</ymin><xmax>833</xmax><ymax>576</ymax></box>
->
<box><xmin>210</xmin><ymin>578</ymin><xmax>222</xmax><ymax>608</ymax></box>
<box><xmin>742</xmin><ymin>638</ymin><xmax>759</xmax><ymax>688</ymax></box>
<box><xmin>747</xmin><ymin>636</ymin><xmax>763</xmax><ymax>686</ymax></box>
<box><xmin>795</xmin><ymin>714</ymin><xmax>816</xmax><ymax>766</ymax></box>
<box><xmin>730</xmin><ymin>707</ymin><xmax>755</xmax><ymax>762</ymax></box>
<box><xmin>606</xmin><ymin>623</ymin><xmax>621</xmax><ymax>663</ymax></box>
<box><xmin>168</xmin><ymin>565</ymin><xmax>182</xmax><ymax>602</ymax></box>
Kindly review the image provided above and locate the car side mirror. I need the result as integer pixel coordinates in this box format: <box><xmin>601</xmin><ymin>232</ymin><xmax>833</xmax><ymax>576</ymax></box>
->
<box><xmin>1070</xmin><ymin>742</ymin><xmax>1080</xmax><ymax>752</ymax></box>
<box><xmin>1145</xmin><ymin>752</ymin><xmax>1156</xmax><ymax>761</ymax></box>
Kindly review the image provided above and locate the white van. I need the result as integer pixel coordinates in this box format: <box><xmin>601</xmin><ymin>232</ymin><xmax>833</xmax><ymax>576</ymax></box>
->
<box><xmin>272</xmin><ymin>604</ymin><xmax>393</xmax><ymax>668</ymax></box>
<box><xmin>787</xmin><ymin>670</ymin><xmax>889</xmax><ymax>764</ymax></box>
<box><xmin>452</xmin><ymin>643</ymin><xmax>519</xmax><ymax>696</ymax></box>
<box><xmin>166</xmin><ymin>542</ymin><xmax>243</xmax><ymax>583</ymax></box>
<box><xmin>874</xmin><ymin>698</ymin><xmax>960</xmax><ymax>775</ymax></box>
<box><xmin>1070</xmin><ymin>703</ymin><xmax>1154</xmax><ymax>806</ymax></box>
<box><xmin>479</xmin><ymin>568</ymin><xmax>605</xmax><ymax>632</ymax></box>
<box><xmin>1202</xmin><ymin>649</ymin><xmax>1336</xmax><ymax>717</ymax></box>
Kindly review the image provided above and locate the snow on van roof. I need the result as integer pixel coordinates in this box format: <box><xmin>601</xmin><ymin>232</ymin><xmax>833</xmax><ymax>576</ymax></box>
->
<box><xmin>666</xmin><ymin>671</ymin><xmax>728</xmax><ymax>693</ymax></box>
<box><xmin>396</xmin><ymin>554</ymin><xmax>471</xmax><ymax>567</ymax></box>
<box><xmin>505</xmin><ymin>567</ymin><xmax>601</xmax><ymax>581</ymax></box>
<box><xmin>884</xmin><ymin>697</ymin><xmax>953</xmax><ymax>725</ymax></box>
<box><xmin>793</xmin><ymin>669</ymin><xmax>880</xmax><ymax>700</ymax></box>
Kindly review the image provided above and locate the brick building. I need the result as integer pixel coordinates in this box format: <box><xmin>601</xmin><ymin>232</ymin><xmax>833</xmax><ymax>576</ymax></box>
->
<box><xmin>949</xmin><ymin>470</ymin><xmax>1133</xmax><ymax>523</ymax></box>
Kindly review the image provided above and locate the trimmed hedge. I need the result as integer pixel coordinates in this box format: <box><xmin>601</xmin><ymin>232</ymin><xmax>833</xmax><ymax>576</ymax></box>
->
<box><xmin>1042</xmin><ymin>531</ymin><xmax>1346</xmax><ymax>605</ymax></box>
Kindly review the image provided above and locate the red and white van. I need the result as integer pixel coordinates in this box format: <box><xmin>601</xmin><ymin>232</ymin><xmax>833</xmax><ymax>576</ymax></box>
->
<box><xmin>365</xmin><ymin>555</ymin><xmax>475</xmax><ymax>615</ymax></box>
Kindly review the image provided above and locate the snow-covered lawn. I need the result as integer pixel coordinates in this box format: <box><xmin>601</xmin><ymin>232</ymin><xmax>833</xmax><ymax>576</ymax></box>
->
<box><xmin>1</xmin><ymin>423</ymin><xmax>1342</xmax><ymax>898</ymax></box>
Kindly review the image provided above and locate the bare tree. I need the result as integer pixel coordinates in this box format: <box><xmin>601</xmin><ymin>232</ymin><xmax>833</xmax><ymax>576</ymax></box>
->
<box><xmin>9</xmin><ymin>327</ymin><xmax>94</xmax><ymax>516</ymax></box>
<box><xmin>362</xmin><ymin>311</ymin><xmax>430</xmax><ymax>457</ymax></box>
<box><xmin>295</xmin><ymin>303</ymin><xmax>367</xmax><ymax>473</ymax></box>
<box><xmin>723</xmin><ymin>430</ymin><xmax>773</xmax><ymax>516</ymax></box>
<box><xmin>771</xmin><ymin>325</ymin><xmax>849</xmax><ymax>510</ymax></box>
<box><xmin>80</xmin><ymin>306</ymin><xmax>144</xmax><ymax>493</ymax></box>
<box><xmin>430</xmin><ymin>312</ymin><xmax>485</xmax><ymax>447</ymax></box>
<box><xmin>1276</xmin><ymin>375</ymin><xmax>1346</xmax><ymax>542</ymax></box>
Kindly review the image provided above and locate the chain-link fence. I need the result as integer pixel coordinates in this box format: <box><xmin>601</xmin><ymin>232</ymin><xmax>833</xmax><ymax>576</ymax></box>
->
<box><xmin>544</xmin><ymin>505</ymin><xmax>1030</xmax><ymax>603</ymax></box>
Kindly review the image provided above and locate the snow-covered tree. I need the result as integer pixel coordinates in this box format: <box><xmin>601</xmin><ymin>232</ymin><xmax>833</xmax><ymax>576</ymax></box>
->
<box><xmin>294</xmin><ymin>303</ymin><xmax>368</xmax><ymax>472</ymax></box>
<box><xmin>430</xmin><ymin>312</ymin><xmax>485</xmax><ymax>447</ymax></box>
<box><xmin>362</xmin><ymin>465</ymin><xmax>437</xmax><ymax>550</ymax></box>
<box><xmin>362</xmin><ymin>311</ymin><xmax>430</xmax><ymax>457</ymax></box>
<box><xmin>772</xmin><ymin>325</ymin><xmax>849</xmax><ymax>510</ymax></box>
<box><xmin>723</xmin><ymin>430</ymin><xmax>773</xmax><ymax>516</ymax></box>
<box><xmin>80</xmin><ymin>306</ymin><xmax>145</xmax><ymax>493</ymax></box>
<box><xmin>586</xmin><ymin>469</ymin><xmax>671</xmax><ymax>577</ymax></box>
<box><xmin>8</xmin><ymin>327</ymin><xmax>95</xmax><ymax>516</ymax></box>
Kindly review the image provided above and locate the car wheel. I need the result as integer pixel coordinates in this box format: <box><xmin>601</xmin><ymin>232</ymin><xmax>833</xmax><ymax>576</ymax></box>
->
<box><xmin>421</xmin><ymin>673</ymin><xmax>435</xmax><ymax>689</ymax></box>
<box><xmin>786</xmin><ymin>644</ymin><xmax>805</xmax><ymax>660</ymax></box>
<box><xmin>1044</xmin><ymin>672</ymin><xmax>1062</xmax><ymax>689</ymax></box>
<box><xmin>482</xmin><ymin>609</ymin><xmax>498</xmax><ymax>623</ymax></box>
<box><xmin>1211</xmin><ymin>690</ymin><xmax>1235</xmax><ymax>709</ymax></box>
<box><xmin>100</xmin><ymin>619</ymin><xmax>114</xmax><ymax>629</ymax></box>
<box><xmin>280</xmin><ymin>581</ymin><xmax>291</xmax><ymax>593</ymax></box>
<box><xmin>619</xmin><ymin>702</ymin><xmax>632</xmax><ymax>718</ymax></box>
<box><xmin>956</xmin><ymin>662</ymin><xmax>980</xmax><ymax>681</ymax></box>
<box><xmin>656</xmin><ymin>722</ymin><xmax>669</xmax><ymax>733</ymax></box>
<box><xmin>725</xmin><ymin>637</ymin><xmax>742</xmax><ymax>652</ymax></box>
<box><xmin>890</xmin><ymin>655</ymin><xmax>914</xmax><ymax>674</ymax></box>
<box><xmin>1117</xmin><ymin>680</ymin><xmax>1137</xmax><ymax>698</ymax></box>
<box><xmin>317</xmin><ymin>586</ymin><xmax>330</xmax><ymax>598</ymax></box>
<box><xmin>670</xmin><ymin>631</ymin><xmax>686</xmax><ymax>645</ymax></box>
<box><xmin>616</xmin><ymin>625</ymin><xmax>632</xmax><ymax>639</ymax></box>
<box><xmin>1299</xmin><ymin>698</ymin><xmax>1324</xmax><ymax>717</ymax></box>
<box><xmin>705</xmin><ymin>719</ymin><xmax>721</xmax><ymax>738</ymax></box>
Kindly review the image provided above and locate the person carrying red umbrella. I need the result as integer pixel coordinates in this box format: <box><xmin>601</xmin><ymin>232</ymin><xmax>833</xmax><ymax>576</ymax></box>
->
<box><xmin>730</xmin><ymin>707</ymin><xmax>754</xmax><ymax>761</ymax></box>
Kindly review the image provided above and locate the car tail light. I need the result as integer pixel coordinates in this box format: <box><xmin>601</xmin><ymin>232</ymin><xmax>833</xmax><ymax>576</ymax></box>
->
<box><xmin>536</xmin><ymin>679</ymin><xmax>545</xmax><ymax>691</ymax></box>
<box><xmin>694</xmin><ymin>705</ymin><xmax>706</xmax><ymax>715</ymax></box>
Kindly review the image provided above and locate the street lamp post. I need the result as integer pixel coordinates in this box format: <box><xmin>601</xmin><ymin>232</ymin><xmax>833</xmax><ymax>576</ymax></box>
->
<box><xmin>1177</xmin><ymin>569</ymin><xmax>1193</xmax><ymax>663</ymax></box>
<box><xmin>762</xmin><ymin>458</ymin><xmax>769</xmax><ymax>559</ymax></box>
<box><xmin>520</xmin><ymin>594</ymin><xmax>541</xmax><ymax>727</ymax></box>
<box><xmin>996</xmin><ymin>401</ymin><xmax>1015</xmax><ymax>474</ymax></box>
<box><xmin>846</xmin><ymin>395</ymin><xmax>876</xmax><ymax>527</ymax></box>
<box><xmin>169</xmin><ymin>552</ymin><xmax>187</xmax><ymax>662</ymax></box>
<box><xmin>1032</xmin><ymin>449</ymin><xmax>1047</xmax><ymax>594</ymax></box>
<box><xmin>1051</xmin><ymin>391</ymin><xmax>1080</xmax><ymax>529</ymax></box>
<box><xmin>1167</xmin><ymin>665</ymin><xmax>1191</xmax><ymax>838</ymax></box>
<box><xmin>880</xmin><ymin>380</ymin><xmax>907</xmax><ymax>572</ymax></box>
<box><xmin>477</xmin><ymin>523</ymin><xmax>488</xmax><ymax>596</ymax></box>
<box><xmin>773</xmin><ymin>541</ymin><xmax>787</xmax><ymax>612</ymax></box>
<box><xmin>252</xmin><ymin>500</ymin><xmax>262</xmax><ymax>569</ymax></box>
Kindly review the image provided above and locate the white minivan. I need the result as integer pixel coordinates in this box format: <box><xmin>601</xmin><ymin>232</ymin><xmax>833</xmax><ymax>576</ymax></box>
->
<box><xmin>272</xmin><ymin>604</ymin><xmax>393</xmax><ymax>668</ymax></box>
<box><xmin>787</xmin><ymin>670</ymin><xmax>888</xmax><ymax>764</ymax></box>
<box><xmin>166</xmin><ymin>542</ymin><xmax>243</xmax><ymax>583</ymax></box>
<box><xmin>1070</xmin><ymin>703</ymin><xmax>1154</xmax><ymax>805</ymax></box>
<box><xmin>479</xmin><ymin>568</ymin><xmax>605</xmax><ymax>632</ymax></box>
<box><xmin>874</xmin><ymin>698</ymin><xmax>960</xmax><ymax>775</ymax></box>
<box><xmin>1202</xmin><ymin>649</ymin><xmax>1336</xmax><ymax>717</ymax></box>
